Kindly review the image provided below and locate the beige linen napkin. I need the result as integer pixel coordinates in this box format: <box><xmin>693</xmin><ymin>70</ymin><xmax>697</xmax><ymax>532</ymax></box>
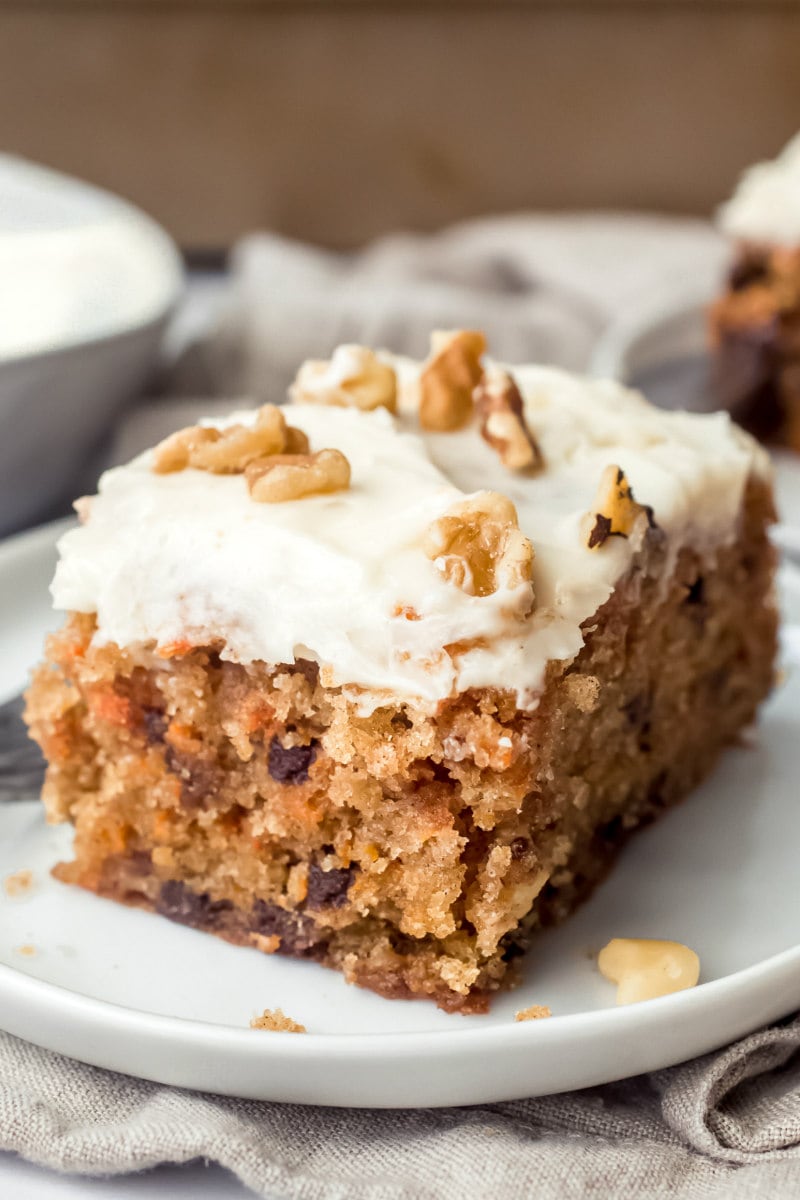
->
<box><xmin>165</xmin><ymin>213</ymin><xmax>729</xmax><ymax>404</ymax></box>
<box><xmin>1</xmin><ymin>1017</ymin><xmax>799</xmax><ymax>1199</ymax></box>
<box><xmin>7</xmin><ymin>214</ymin><xmax>799</xmax><ymax>1197</ymax></box>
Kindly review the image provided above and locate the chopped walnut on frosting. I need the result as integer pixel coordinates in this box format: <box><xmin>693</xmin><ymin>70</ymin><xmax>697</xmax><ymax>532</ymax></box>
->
<box><xmin>152</xmin><ymin>404</ymin><xmax>309</xmax><ymax>474</ymax></box>
<box><xmin>583</xmin><ymin>465</ymin><xmax>657</xmax><ymax>550</ymax></box>
<box><xmin>152</xmin><ymin>404</ymin><xmax>351</xmax><ymax>502</ymax></box>
<box><xmin>419</xmin><ymin>329</ymin><xmax>486</xmax><ymax>431</ymax></box>
<box><xmin>290</xmin><ymin>344</ymin><xmax>397</xmax><ymax>413</ymax></box>
<box><xmin>475</xmin><ymin>367</ymin><xmax>544</xmax><ymax>472</ymax></box>
<box><xmin>246</xmin><ymin>449</ymin><xmax>351</xmax><ymax>503</ymax></box>
<box><xmin>424</xmin><ymin>491</ymin><xmax>535</xmax><ymax>611</ymax></box>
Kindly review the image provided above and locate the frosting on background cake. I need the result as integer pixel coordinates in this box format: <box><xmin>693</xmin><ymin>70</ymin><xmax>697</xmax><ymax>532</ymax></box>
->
<box><xmin>52</xmin><ymin>361</ymin><xmax>768</xmax><ymax>711</ymax></box>
<box><xmin>718</xmin><ymin>132</ymin><xmax>800</xmax><ymax>247</ymax></box>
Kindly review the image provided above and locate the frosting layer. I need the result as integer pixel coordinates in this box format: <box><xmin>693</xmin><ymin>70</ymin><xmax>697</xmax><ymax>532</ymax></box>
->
<box><xmin>52</xmin><ymin>363</ymin><xmax>768</xmax><ymax>710</ymax></box>
<box><xmin>718</xmin><ymin>133</ymin><xmax>800</xmax><ymax>247</ymax></box>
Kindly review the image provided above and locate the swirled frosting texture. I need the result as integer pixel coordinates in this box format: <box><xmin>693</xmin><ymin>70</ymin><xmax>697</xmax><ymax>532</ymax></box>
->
<box><xmin>52</xmin><ymin>363</ymin><xmax>768</xmax><ymax>711</ymax></box>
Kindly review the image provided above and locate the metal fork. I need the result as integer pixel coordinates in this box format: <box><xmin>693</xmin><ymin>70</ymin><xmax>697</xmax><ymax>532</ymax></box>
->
<box><xmin>0</xmin><ymin>692</ymin><xmax>45</xmax><ymax>801</ymax></box>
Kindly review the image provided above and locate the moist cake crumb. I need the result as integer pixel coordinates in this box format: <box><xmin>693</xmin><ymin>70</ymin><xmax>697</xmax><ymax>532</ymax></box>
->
<box><xmin>250</xmin><ymin>1008</ymin><xmax>307</xmax><ymax>1033</ymax></box>
<box><xmin>514</xmin><ymin>1005</ymin><xmax>552</xmax><ymax>1022</ymax></box>
<box><xmin>4</xmin><ymin>869</ymin><xmax>34</xmax><ymax>897</ymax></box>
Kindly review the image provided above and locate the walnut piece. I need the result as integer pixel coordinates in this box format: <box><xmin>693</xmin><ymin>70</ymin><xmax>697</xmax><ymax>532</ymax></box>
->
<box><xmin>152</xmin><ymin>405</ymin><xmax>308</xmax><ymax>474</ymax></box>
<box><xmin>583</xmin><ymin>465</ymin><xmax>657</xmax><ymax>550</ymax></box>
<box><xmin>424</xmin><ymin>491</ymin><xmax>534</xmax><ymax>610</ymax></box>
<box><xmin>419</xmin><ymin>329</ymin><xmax>486</xmax><ymax>431</ymax></box>
<box><xmin>514</xmin><ymin>1005</ymin><xmax>552</xmax><ymax>1022</ymax></box>
<box><xmin>250</xmin><ymin>1007</ymin><xmax>307</xmax><ymax>1033</ymax></box>
<box><xmin>290</xmin><ymin>344</ymin><xmax>397</xmax><ymax>413</ymax></box>
<box><xmin>246</xmin><ymin>449</ymin><xmax>351</xmax><ymax>502</ymax></box>
<box><xmin>598</xmin><ymin>938</ymin><xmax>700</xmax><ymax>1005</ymax></box>
<box><xmin>475</xmin><ymin>368</ymin><xmax>543</xmax><ymax>471</ymax></box>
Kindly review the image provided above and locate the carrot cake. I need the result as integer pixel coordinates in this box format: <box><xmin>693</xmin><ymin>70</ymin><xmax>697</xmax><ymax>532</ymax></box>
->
<box><xmin>710</xmin><ymin>133</ymin><xmax>800</xmax><ymax>450</ymax></box>
<box><xmin>25</xmin><ymin>334</ymin><xmax>778</xmax><ymax>1013</ymax></box>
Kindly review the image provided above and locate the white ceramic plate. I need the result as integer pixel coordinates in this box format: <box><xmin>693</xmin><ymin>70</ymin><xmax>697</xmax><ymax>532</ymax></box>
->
<box><xmin>1</xmin><ymin>522</ymin><xmax>799</xmax><ymax>1109</ymax></box>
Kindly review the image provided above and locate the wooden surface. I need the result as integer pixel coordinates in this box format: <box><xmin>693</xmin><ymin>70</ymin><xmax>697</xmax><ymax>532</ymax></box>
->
<box><xmin>0</xmin><ymin>2</ymin><xmax>798</xmax><ymax>249</ymax></box>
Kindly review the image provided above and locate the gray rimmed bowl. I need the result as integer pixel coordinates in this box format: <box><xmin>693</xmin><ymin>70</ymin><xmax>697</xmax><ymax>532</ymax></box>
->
<box><xmin>0</xmin><ymin>156</ymin><xmax>183</xmax><ymax>536</ymax></box>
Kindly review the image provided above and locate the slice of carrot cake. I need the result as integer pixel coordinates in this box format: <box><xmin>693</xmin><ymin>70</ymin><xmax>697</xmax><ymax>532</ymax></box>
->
<box><xmin>25</xmin><ymin>334</ymin><xmax>777</xmax><ymax>1012</ymax></box>
<box><xmin>710</xmin><ymin>133</ymin><xmax>800</xmax><ymax>450</ymax></box>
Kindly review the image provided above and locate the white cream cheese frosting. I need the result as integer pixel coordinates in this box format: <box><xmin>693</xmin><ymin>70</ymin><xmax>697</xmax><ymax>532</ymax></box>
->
<box><xmin>718</xmin><ymin>132</ymin><xmax>800</xmax><ymax>247</ymax></box>
<box><xmin>52</xmin><ymin>361</ymin><xmax>769</xmax><ymax>711</ymax></box>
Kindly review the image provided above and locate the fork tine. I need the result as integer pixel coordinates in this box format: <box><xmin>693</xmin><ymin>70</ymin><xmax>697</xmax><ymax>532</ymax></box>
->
<box><xmin>0</xmin><ymin>690</ymin><xmax>45</xmax><ymax>800</ymax></box>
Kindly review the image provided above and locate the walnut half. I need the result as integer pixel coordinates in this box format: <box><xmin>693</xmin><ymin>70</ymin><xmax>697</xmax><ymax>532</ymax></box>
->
<box><xmin>475</xmin><ymin>367</ymin><xmax>543</xmax><ymax>472</ymax></box>
<box><xmin>152</xmin><ymin>405</ymin><xmax>308</xmax><ymax>475</ymax></box>
<box><xmin>289</xmin><ymin>344</ymin><xmax>397</xmax><ymax>413</ymax></box>
<box><xmin>424</xmin><ymin>491</ymin><xmax>534</xmax><ymax>612</ymax></box>
<box><xmin>246</xmin><ymin>449</ymin><xmax>351</xmax><ymax>502</ymax></box>
<box><xmin>419</xmin><ymin>330</ymin><xmax>486</xmax><ymax>432</ymax></box>
<box><xmin>583</xmin><ymin>465</ymin><xmax>657</xmax><ymax>550</ymax></box>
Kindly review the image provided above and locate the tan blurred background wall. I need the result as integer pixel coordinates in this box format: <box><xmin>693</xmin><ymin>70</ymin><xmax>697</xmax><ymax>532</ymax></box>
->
<box><xmin>0</xmin><ymin>1</ymin><xmax>798</xmax><ymax>252</ymax></box>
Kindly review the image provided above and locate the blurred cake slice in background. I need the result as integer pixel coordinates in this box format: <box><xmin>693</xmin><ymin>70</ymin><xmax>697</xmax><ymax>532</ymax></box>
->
<box><xmin>709</xmin><ymin>134</ymin><xmax>800</xmax><ymax>451</ymax></box>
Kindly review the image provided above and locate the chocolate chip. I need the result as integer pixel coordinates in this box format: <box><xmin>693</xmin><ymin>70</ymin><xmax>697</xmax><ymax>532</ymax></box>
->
<box><xmin>598</xmin><ymin>815</ymin><xmax>624</xmax><ymax>845</ymax></box>
<box><xmin>510</xmin><ymin>837</ymin><xmax>529</xmax><ymax>861</ymax></box>
<box><xmin>292</xmin><ymin>658</ymin><xmax>320</xmax><ymax>686</ymax></box>
<box><xmin>729</xmin><ymin>254</ymin><xmax>768</xmax><ymax>292</ymax></box>
<box><xmin>622</xmin><ymin>692</ymin><xmax>652</xmax><ymax>731</ymax></box>
<box><xmin>587</xmin><ymin>513</ymin><xmax>613</xmax><ymax>549</ymax></box>
<box><xmin>267</xmin><ymin>736</ymin><xmax>319</xmax><ymax>784</ymax></box>
<box><xmin>622</xmin><ymin>692</ymin><xmax>653</xmax><ymax>752</ymax></box>
<box><xmin>646</xmin><ymin>770</ymin><xmax>669</xmax><ymax>810</ymax></box>
<box><xmin>685</xmin><ymin>576</ymin><xmax>705</xmax><ymax>606</ymax></box>
<box><xmin>164</xmin><ymin>747</ymin><xmax>221</xmax><ymax>808</ymax></box>
<box><xmin>713</xmin><ymin>321</ymin><xmax>782</xmax><ymax>438</ymax></box>
<box><xmin>142</xmin><ymin>707</ymin><xmax>168</xmax><ymax>745</ymax></box>
<box><xmin>157</xmin><ymin>880</ymin><xmax>233</xmax><ymax>931</ymax></box>
<box><xmin>306</xmin><ymin>863</ymin><xmax>355</xmax><ymax>909</ymax></box>
<box><xmin>251</xmin><ymin>899</ymin><xmax>326</xmax><ymax>957</ymax></box>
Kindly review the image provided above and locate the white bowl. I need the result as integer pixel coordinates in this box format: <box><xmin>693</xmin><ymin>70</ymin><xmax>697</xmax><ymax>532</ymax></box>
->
<box><xmin>0</xmin><ymin>156</ymin><xmax>183</xmax><ymax>535</ymax></box>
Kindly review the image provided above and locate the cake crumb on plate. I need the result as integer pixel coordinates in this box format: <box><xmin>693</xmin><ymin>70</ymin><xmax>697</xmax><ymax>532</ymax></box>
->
<box><xmin>250</xmin><ymin>1008</ymin><xmax>307</xmax><ymax>1033</ymax></box>
<box><xmin>514</xmin><ymin>1005</ymin><xmax>552</xmax><ymax>1022</ymax></box>
<box><xmin>3</xmin><ymin>869</ymin><xmax>33</xmax><ymax>897</ymax></box>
